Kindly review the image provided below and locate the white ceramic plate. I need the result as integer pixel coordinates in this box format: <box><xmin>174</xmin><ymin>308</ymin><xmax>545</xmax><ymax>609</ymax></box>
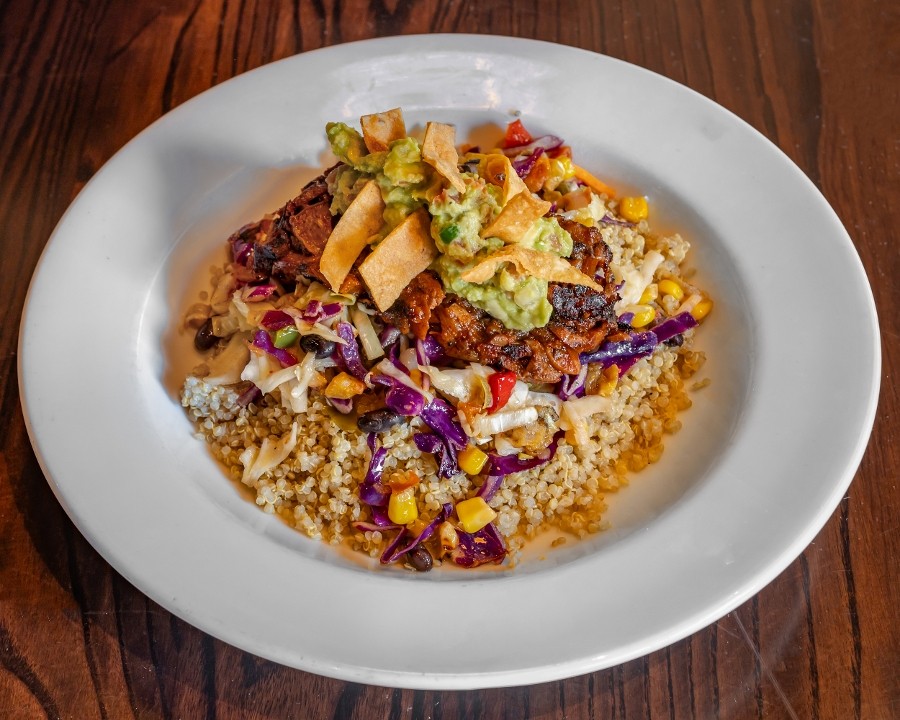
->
<box><xmin>19</xmin><ymin>35</ymin><xmax>879</xmax><ymax>689</ymax></box>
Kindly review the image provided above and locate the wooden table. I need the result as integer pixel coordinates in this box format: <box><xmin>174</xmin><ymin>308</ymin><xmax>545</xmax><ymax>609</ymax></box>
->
<box><xmin>2</xmin><ymin>1</ymin><xmax>897</xmax><ymax>717</ymax></box>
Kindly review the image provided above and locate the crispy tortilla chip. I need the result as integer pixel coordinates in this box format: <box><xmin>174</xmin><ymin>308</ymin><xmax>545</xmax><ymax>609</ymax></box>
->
<box><xmin>422</xmin><ymin>122</ymin><xmax>466</xmax><ymax>193</ymax></box>
<box><xmin>359</xmin><ymin>209</ymin><xmax>438</xmax><ymax>311</ymax></box>
<box><xmin>480</xmin><ymin>191</ymin><xmax>552</xmax><ymax>244</ymax></box>
<box><xmin>460</xmin><ymin>245</ymin><xmax>603</xmax><ymax>292</ymax></box>
<box><xmin>360</xmin><ymin>108</ymin><xmax>407</xmax><ymax>153</ymax></box>
<box><xmin>481</xmin><ymin>153</ymin><xmax>528</xmax><ymax>204</ymax></box>
<box><xmin>319</xmin><ymin>181</ymin><xmax>385</xmax><ymax>291</ymax></box>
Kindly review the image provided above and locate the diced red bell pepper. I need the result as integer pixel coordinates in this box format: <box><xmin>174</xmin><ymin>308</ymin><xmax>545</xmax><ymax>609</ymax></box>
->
<box><xmin>503</xmin><ymin>119</ymin><xmax>533</xmax><ymax>149</ymax></box>
<box><xmin>487</xmin><ymin>371</ymin><xmax>517</xmax><ymax>413</ymax></box>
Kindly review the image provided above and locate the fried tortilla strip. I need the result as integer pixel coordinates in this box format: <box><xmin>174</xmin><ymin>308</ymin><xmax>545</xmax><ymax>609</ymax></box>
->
<box><xmin>422</xmin><ymin>122</ymin><xmax>466</xmax><ymax>193</ymax></box>
<box><xmin>460</xmin><ymin>244</ymin><xmax>604</xmax><ymax>292</ymax></box>
<box><xmin>481</xmin><ymin>153</ymin><xmax>528</xmax><ymax>204</ymax></box>
<box><xmin>359</xmin><ymin>208</ymin><xmax>439</xmax><ymax>311</ymax></box>
<box><xmin>480</xmin><ymin>191</ymin><xmax>552</xmax><ymax>244</ymax></box>
<box><xmin>319</xmin><ymin>180</ymin><xmax>385</xmax><ymax>291</ymax></box>
<box><xmin>361</xmin><ymin>108</ymin><xmax>407</xmax><ymax>153</ymax></box>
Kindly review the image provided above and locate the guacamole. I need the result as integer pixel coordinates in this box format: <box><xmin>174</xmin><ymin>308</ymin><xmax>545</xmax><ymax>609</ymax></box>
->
<box><xmin>326</xmin><ymin>123</ymin><xmax>439</xmax><ymax>234</ymax></box>
<box><xmin>434</xmin><ymin>254</ymin><xmax>553</xmax><ymax>331</ymax></box>
<box><xmin>429</xmin><ymin>179</ymin><xmax>573</xmax><ymax>331</ymax></box>
<box><xmin>429</xmin><ymin>177</ymin><xmax>503</xmax><ymax>261</ymax></box>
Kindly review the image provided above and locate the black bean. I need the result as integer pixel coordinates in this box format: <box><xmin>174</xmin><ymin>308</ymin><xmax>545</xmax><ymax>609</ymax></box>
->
<box><xmin>357</xmin><ymin>408</ymin><xmax>403</xmax><ymax>434</ymax></box>
<box><xmin>407</xmin><ymin>545</ymin><xmax>433</xmax><ymax>572</ymax></box>
<box><xmin>194</xmin><ymin>318</ymin><xmax>218</xmax><ymax>351</ymax></box>
<box><xmin>299</xmin><ymin>334</ymin><xmax>336</xmax><ymax>358</ymax></box>
<box><xmin>663</xmin><ymin>334</ymin><xmax>684</xmax><ymax>347</ymax></box>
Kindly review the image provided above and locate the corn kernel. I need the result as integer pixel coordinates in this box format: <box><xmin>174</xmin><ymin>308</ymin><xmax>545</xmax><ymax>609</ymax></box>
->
<box><xmin>324</xmin><ymin>372</ymin><xmax>366</xmax><ymax>399</ymax></box>
<box><xmin>388</xmin><ymin>487</ymin><xmax>418</xmax><ymax>525</ymax></box>
<box><xmin>547</xmin><ymin>157</ymin><xmax>575</xmax><ymax>190</ymax></box>
<box><xmin>639</xmin><ymin>283</ymin><xmax>658</xmax><ymax>304</ymax></box>
<box><xmin>658</xmin><ymin>279</ymin><xmax>684</xmax><ymax>301</ymax></box>
<box><xmin>630</xmin><ymin>305</ymin><xmax>656</xmax><ymax>328</ymax></box>
<box><xmin>458</xmin><ymin>445</ymin><xmax>489</xmax><ymax>475</ymax></box>
<box><xmin>455</xmin><ymin>497</ymin><xmax>497</xmax><ymax>533</ymax></box>
<box><xmin>691</xmin><ymin>298</ymin><xmax>714</xmax><ymax>321</ymax></box>
<box><xmin>619</xmin><ymin>195</ymin><xmax>649</xmax><ymax>223</ymax></box>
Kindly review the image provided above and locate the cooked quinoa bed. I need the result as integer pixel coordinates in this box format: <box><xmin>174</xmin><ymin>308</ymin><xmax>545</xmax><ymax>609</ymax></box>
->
<box><xmin>182</xmin><ymin>338</ymin><xmax>704</xmax><ymax>565</ymax></box>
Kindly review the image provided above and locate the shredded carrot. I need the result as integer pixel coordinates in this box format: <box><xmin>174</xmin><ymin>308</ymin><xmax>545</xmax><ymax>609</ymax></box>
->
<box><xmin>572</xmin><ymin>164</ymin><xmax>617</xmax><ymax>197</ymax></box>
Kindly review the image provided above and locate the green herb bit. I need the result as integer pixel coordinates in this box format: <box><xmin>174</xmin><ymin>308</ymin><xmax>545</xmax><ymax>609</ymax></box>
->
<box><xmin>440</xmin><ymin>224</ymin><xmax>460</xmax><ymax>243</ymax></box>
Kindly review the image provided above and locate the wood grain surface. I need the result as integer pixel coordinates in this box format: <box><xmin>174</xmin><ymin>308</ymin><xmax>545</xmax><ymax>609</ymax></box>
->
<box><xmin>2</xmin><ymin>1</ymin><xmax>897</xmax><ymax>718</ymax></box>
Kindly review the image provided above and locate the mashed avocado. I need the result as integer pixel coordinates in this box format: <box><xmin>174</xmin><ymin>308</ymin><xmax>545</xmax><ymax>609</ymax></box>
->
<box><xmin>430</xmin><ymin>186</ymin><xmax>572</xmax><ymax>330</ymax></box>
<box><xmin>434</xmin><ymin>254</ymin><xmax>553</xmax><ymax>331</ymax></box>
<box><xmin>429</xmin><ymin>177</ymin><xmax>502</xmax><ymax>261</ymax></box>
<box><xmin>516</xmin><ymin>216</ymin><xmax>573</xmax><ymax>257</ymax></box>
<box><xmin>326</xmin><ymin>123</ymin><xmax>438</xmax><ymax>234</ymax></box>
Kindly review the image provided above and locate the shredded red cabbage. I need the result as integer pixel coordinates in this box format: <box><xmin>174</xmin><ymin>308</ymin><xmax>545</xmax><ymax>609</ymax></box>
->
<box><xmin>578</xmin><ymin>313</ymin><xmax>697</xmax><ymax>373</ymax></box>
<box><xmin>502</xmin><ymin>134</ymin><xmax>563</xmax><ymax>158</ymax></box>
<box><xmin>385</xmin><ymin>385</ymin><xmax>426</xmax><ymax>416</ymax></box>
<box><xmin>359</xmin><ymin>434</ymin><xmax>390</xmax><ymax>506</ymax></box>
<box><xmin>487</xmin><ymin>431</ymin><xmax>563</xmax><ymax>479</ymax></box>
<box><xmin>385</xmin><ymin>341</ymin><xmax>412</xmax><ymax>375</ymax></box>
<box><xmin>302</xmin><ymin>299</ymin><xmax>343</xmax><ymax>323</ymax></box>
<box><xmin>260</xmin><ymin>310</ymin><xmax>295</xmax><ymax>331</ymax></box>
<box><xmin>651</xmin><ymin>312</ymin><xmax>698</xmax><ymax>343</ymax></box>
<box><xmin>369</xmin><ymin>372</ymin><xmax>427</xmax><ymax>417</ymax></box>
<box><xmin>369</xmin><ymin>505</ymin><xmax>395</xmax><ymax>527</ymax></box>
<box><xmin>252</xmin><ymin>330</ymin><xmax>298</xmax><ymax>367</ymax></box>
<box><xmin>475</xmin><ymin>475</ymin><xmax>504</xmax><ymax>502</ymax></box>
<box><xmin>615</xmin><ymin>356</ymin><xmax>641</xmax><ymax>376</ymax></box>
<box><xmin>328</xmin><ymin>397</ymin><xmax>353</xmax><ymax>414</ymax></box>
<box><xmin>234</xmin><ymin>382</ymin><xmax>262</xmax><ymax>407</ymax></box>
<box><xmin>451</xmin><ymin>522</ymin><xmax>508</xmax><ymax>568</ymax></box>
<box><xmin>352</xmin><ymin>518</ymin><xmax>399</xmax><ymax>533</ymax></box>
<box><xmin>511</xmin><ymin>146</ymin><xmax>545</xmax><ymax>178</ymax></box>
<box><xmin>380</xmin><ymin>504</ymin><xmax>452</xmax><ymax>565</ymax></box>
<box><xmin>379</xmin><ymin>326</ymin><xmax>401</xmax><ymax>349</ymax></box>
<box><xmin>230</xmin><ymin>221</ymin><xmax>260</xmax><ymax>265</ymax></box>
<box><xmin>350</xmin><ymin>505</ymin><xmax>398</xmax><ymax>533</ymax></box>
<box><xmin>415</xmin><ymin>335</ymin><xmax>445</xmax><ymax>366</ymax></box>
<box><xmin>335</xmin><ymin>321</ymin><xmax>368</xmax><ymax>379</ymax></box>
<box><xmin>245</xmin><ymin>284</ymin><xmax>277</xmax><ymax>301</ymax></box>
<box><xmin>600</xmin><ymin>214</ymin><xmax>636</xmax><ymax>227</ymax></box>
<box><xmin>557</xmin><ymin>363</ymin><xmax>588</xmax><ymax>400</ymax></box>
<box><xmin>579</xmin><ymin>331</ymin><xmax>659</xmax><ymax>368</ymax></box>
<box><xmin>380</xmin><ymin>527</ymin><xmax>409</xmax><ymax>564</ymax></box>
<box><xmin>414</xmin><ymin>432</ymin><xmax>460</xmax><ymax>479</ymax></box>
<box><xmin>232</xmin><ymin>240</ymin><xmax>252</xmax><ymax>266</ymax></box>
<box><xmin>421</xmin><ymin>398</ymin><xmax>467</xmax><ymax>449</ymax></box>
